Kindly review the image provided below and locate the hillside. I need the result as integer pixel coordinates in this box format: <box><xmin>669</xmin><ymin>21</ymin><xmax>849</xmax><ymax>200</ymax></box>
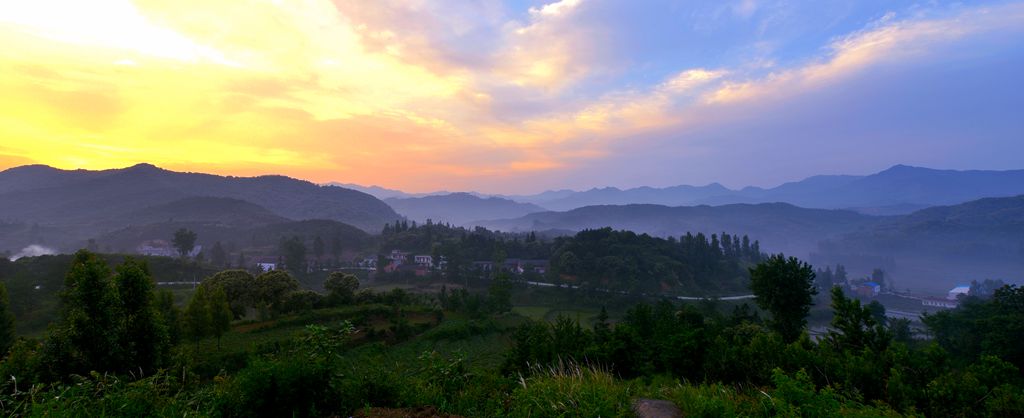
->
<box><xmin>114</xmin><ymin>197</ymin><xmax>288</xmax><ymax>228</ymax></box>
<box><xmin>505</xmin><ymin>165</ymin><xmax>1024</xmax><ymax>214</ymax></box>
<box><xmin>385</xmin><ymin>193</ymin><xmax>546</xmax><ymax>225</ymax></box>
<box><xmin>95</xmin><ymin>219</ymin><xmax>374</xmax><ymax>259</ymax></box>
<box><xmin>814</xmin><ymin>195</ymin><xmax>1024</xmax><ymax>291</ymax></box>
<box><xmin>713</xmin><ymin>165</ymin><xmax>1024</xmax><ymax>212</ymax></box>
<box><xmin>520</xmin><ymin>184</ymin><xmax>731</xmax><ymax>211</ymax></box>
<box><xmin>0</xmin><ymin>164</ymin><xmax>400</xmax><ymax>251</ymax></box>
<box><xmin>477</xmin><ymin>203</ymin><xmax>879</xmax><ymax>258</ymax></box>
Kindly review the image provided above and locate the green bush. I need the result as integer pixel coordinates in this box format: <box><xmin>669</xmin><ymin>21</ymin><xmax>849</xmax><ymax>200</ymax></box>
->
<box><xmin>213</xmin><ymin>356</ymin><xmax>333</xmax><ymax>417</ymax></box>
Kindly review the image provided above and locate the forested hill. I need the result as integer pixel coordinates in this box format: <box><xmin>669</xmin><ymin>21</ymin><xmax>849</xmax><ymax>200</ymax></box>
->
<box><xmin>0</xmin><ymin>164</ymin><xmax>400</xmax><ymax>251</ymax></box>
<box><xmin>814</xmin><ymin>195</ymin><xmax>1024</xmax><ymax>291</ymax></box>
<box><xmin>377</xmin><ymin>221</ymin><xmax>761</xmax><ymax>296</ymax></box>
<box><xmin>385</xmin><ymin>193</ymin><xmax>546</xmax><ymax>225</ymax></box>
<box><xmin>548</xmin><ymin>228</ymin><xmax>763</xmax><ymax>296</ymax></box>
<box><xmin>476</xmin><ymin>203</ymin><xmax>877</xmax><ymax>258</ymax></box>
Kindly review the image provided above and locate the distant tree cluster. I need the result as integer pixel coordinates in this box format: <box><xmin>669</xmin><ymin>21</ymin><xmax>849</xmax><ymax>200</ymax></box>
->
<box><xmin>200</xmin><ymin>269</ymin><xmax>301</xmax><ymax>319</ymax></box>
<box><xmin>548</xmin><ymin>228</ymin><xmax>764</xmax><ymax>294</ymax></box>
<box><xmin>813</xmin><ymin>264</ymin><xmax>848</xmax><ymax>291</ymax></box>
<box><xmin>0</xmin><ymin>251</ymin><xmax>174</xmax><ymax>381</ymax></box>
<box><xmin>172</xmin><ymin>228</ymin><xmax>197</xmax><ymax>258</ymax></box>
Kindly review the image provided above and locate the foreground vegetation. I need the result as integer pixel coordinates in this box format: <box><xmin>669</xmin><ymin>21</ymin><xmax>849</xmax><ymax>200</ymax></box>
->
<box><xmin>0</xmin><ymin>250</ymin><xmax>1022</xmax><ymax>417</ymax></box>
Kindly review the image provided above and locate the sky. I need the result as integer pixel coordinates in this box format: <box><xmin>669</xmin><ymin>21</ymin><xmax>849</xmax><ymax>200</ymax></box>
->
<box><xmin>1</xmin><ymin>0</ymin><xmax>1022</xmax><ymax>193</ymax></box>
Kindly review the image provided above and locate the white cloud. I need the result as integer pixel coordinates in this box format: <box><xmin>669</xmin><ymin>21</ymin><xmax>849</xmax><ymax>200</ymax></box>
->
<box><xmin>529</xmin><ymin>0</ymin><xmax>584</xmax><ymax>18</ymax></box>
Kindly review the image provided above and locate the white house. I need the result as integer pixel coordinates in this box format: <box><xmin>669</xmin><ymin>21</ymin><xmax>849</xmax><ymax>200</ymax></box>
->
<box><xmin>414</xmin><ymin>255</ymin><xmax>433</xmax><ymax>267</ymax></box>
<box><xmin>947</xmin><ymin>284</ymin><xmax>971</xmax><ymax>301</ymax></box>
<box><xmin>389</xmin><ymin>250</ymin><xmax>410</xmax><ymax>263</ymax></box>
<box><xmin>137</xmin><ymin>240</ymin><xmax>175</xmax><ymax>257</ymax></box>
<box><xmin>255</xmin><ymin>257</ymin><xmax>278</xmax><ymax>272</ymax></box>
<box><xmin>923</xmin><ymin>298</ymin><xmax>958</xmax><ymax>309</ymax></box>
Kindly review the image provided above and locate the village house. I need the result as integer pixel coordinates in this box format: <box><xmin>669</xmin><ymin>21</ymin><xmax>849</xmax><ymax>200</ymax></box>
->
<box><xmin>947</xmin><ymin>284</ymin><xmax>971</xmax><ymax>301</ymax></box>
<box><xmin>855</xmin><ymin>281</ymin><xmax>881</xmax><ymax>298</ymax></box>
<box><xmin>136</xmin><ymin>240</ymin><xmax>201</xmax><ymax>258</ymax></box>
<box><xmin>388</xmin><ymin>250</ymin><xmax>410</xmax><ymax>263</ymax></box>
<box><xmin>414</xmin><ymin>255</ymin><xmax>433</xmax><ymax>267</ymax></box>
<box><xmin>137</xmin><ymin>240</ymin><xmax>176</xmax><ymax>257</ymax></box>
<box><xmin>255</xmin><ymin>257</ymin><xmax>278</xmax><ymax>272</ymax></box>
<box><xmin>922</xmin><ymin>298</ymin><xmax>958</xmax><ymax>309</ymax></box>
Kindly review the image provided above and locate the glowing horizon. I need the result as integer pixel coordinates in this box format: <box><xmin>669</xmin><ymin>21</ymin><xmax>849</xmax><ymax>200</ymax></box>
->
<box><xmin>2</xmin><ymin>0</ymin><xmax>1023</xmax><ymax>194</ymax></box>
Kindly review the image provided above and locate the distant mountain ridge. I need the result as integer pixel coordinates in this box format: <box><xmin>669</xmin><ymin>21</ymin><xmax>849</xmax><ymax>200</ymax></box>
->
<box><xmin>345</xmin><ymin>165</ymin><xmax>1024</xmax><ymax>215</ymax></box>
<box><xmin>0</xmin><ymin>164</ymin><xmax>400</xmax><ymax>251</ymax></box>
<box><xmin>326</xmin><ymin>182</ymin><xmax>471</xmax><ymax>200</ymax></box>
<box><xmin>511</xmin><ymin>165</ymin><xmax>1024</xmax><ymax>214</ymax></box>
<box><xmin>476</xmin><ymin>202</ymin><xmax>880</xmax><ymax>258</ymax></box>
<box><xmin>476</xmin><ymin>195</ymin><xmax>1024</xmax><ymax>291</ymax></box>
<box><xmin>813</xmin><ymin>194</ymin><xmax>1024</xmax><ymax>292</ymax></box>
<box><xmin>384</xmin><ymin>193</ymin><xmax>546</xmax><ymax>225</ymax></box>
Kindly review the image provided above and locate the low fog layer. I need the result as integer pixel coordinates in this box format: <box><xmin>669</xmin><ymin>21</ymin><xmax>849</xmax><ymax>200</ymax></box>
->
<box><xmin>9</xmin><ymin>244</ymin><xmax>57</xmax><ymax>261</ymax></box>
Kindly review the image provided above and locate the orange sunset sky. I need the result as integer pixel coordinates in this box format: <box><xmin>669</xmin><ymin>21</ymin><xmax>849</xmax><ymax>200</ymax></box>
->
<box><xmin>2</xmin><ymin>0</ymin><xmax>1023</xmax><ymax>193</ymax></box>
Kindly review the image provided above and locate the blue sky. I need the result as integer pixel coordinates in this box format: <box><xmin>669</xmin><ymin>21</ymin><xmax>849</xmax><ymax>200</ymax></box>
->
<box><xmin>1</xmin><ymin>0</ymin><xmax>1022</xmax><ymax>192</ymax></box>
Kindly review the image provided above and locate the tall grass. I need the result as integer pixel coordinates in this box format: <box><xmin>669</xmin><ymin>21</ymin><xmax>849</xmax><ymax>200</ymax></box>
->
<box><xmin>507</xmin><ymin>358</ymin><xmax>634</xmax><ymax>417</ymax></box>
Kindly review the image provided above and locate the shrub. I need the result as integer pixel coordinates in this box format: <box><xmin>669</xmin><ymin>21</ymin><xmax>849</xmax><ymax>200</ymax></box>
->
<box><xmin>214</xmin><ymin>355</ymin><xmax>334</xmax><ymax>417</ymax></box>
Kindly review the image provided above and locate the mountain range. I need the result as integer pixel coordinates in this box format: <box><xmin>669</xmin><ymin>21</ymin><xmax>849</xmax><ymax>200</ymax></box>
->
<box><xmin>476</xmin><ymin>196</ymin><xmax>1024</xmax><ymax>292</ymax></box>
<box><xmin>3</xmin><ymin>162</ymin><xmax>1022</xmax><ymax>292</ymax></box>
<box><xmin>384</xmin><ymin>193</ymin><xmax>546</xmax><ymax>225</ymax></box>
<box><xmin>0</xmin><ymin>164</ymin><xmax>399</xmax><ymax>252</ymax></box>
<box><xmin>343</xmin><ymin>165</ymin><xmax>1024</xmax><ymax>216</ymax></box>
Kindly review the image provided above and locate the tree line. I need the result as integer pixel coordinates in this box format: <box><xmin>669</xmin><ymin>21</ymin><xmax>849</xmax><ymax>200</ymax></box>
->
<box><xmin>548</xmin><ymin>228</ymin><xmax>764</xmax><ymax>295</ymax></box>
<box><xmin>505</xmin><ymin>254</ymin><xmax>1024</xmax><ymax>417</ymax></box>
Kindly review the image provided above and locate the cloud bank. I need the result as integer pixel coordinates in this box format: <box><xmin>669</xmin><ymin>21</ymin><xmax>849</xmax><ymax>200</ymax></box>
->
<box><xmin>0</xmin><ymin>0</ymin><xmax>1021</xmax><ymax>192</ymax></box>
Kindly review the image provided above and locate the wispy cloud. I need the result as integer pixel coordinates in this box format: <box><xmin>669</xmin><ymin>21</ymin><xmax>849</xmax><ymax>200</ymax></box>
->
<box><xmin>0</xmin><ymin>0</ymin><xmax>1022</xmax><ymax>192</ymax></box>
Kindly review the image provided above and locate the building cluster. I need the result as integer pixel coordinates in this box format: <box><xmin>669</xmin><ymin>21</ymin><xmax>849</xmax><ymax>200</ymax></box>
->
<box><xmin>847</xmin><ymin>276</ymin><xmax>972</xmax><ymax>310</ymax></box>
<box><xmin>381</xmin><ymin>250</ymin><xmax>437</xmax><ymax>277</ymax></box>
<box><xmin>921</xmin><ymin>284</ymin><xmax>971</xmax><ymax>309</ymax></box>
<box><xmin>379</xmin><ymin>249</ymin><xmax>548</xmax><ymax>277</ymax></box>
<box><xmin>136</xmin><ymin>240</ymin><xmax>201</xmax><ymax>258</ymax></box>
<box><xmin>471</xmin><ymin>259</ymin><xmax>548</xmax><ymax>275</ymax></box>
<box><xmin>854</xmin><ymin>281</ymin><xmax>881</xmax><ymax>297</ymax></box>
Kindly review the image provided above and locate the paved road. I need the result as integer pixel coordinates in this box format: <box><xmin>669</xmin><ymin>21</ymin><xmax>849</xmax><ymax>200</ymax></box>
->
<box><xmin>525</xmin><ymin>280</ymin><xmax>756</xmax><ymax>300</ymax></box>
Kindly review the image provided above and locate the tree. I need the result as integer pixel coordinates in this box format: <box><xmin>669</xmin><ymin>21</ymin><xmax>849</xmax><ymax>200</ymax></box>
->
<box><xmin>871</xmin><ymin>268</ymin><xmax>886</xmax><ymax>289</ymax></box>
<box><xmin>834</xmin><ymin>264</ymin><xmax>848</xmax><ymax>286</ymax></box>
<box><xmin>155</xmin><ymin>290</ymin><xmax>182</xmax><ymax>345</ymax></box>
<box><xmin>58</xmin><ymin>250</ymin><xmax>121</xmax><ymax>374</ymax></box>
<box><xmin>488</xmin><ymin>272</ymin><xmax>513</xmax><ymax>314</ymax></box>
<box><xmin>184</xmin><ymin>285</ymin><xmax>211</xmax><ymax>348</ymax></box>
<box><xmin>172</xmin><ymin>228</ymin><xmax>198</xmax><ymax>258</ymax></box>
<box><xmin>330</xmin><ymin>233</ymin><xmax>343</xmax><ymax>263</ymax></box>
<box><xmin>312</xmin><ymin>236</ymin><xmax>325</xmax><ymax>264</ymax></box>
<box><xmin>208</xmin><ymin>286</ymin><xmax>232</xmax><ymax>349</ymax></box>
<box><xmin>114</xmin><ymin>257</ymin><xmax>168</xmax><ymax>373</ymax></box>
<box><xmin>826</xmin><ymin>286</ymin><xmax>889</xmax><ymax>352</ymax></box>
<box><xmin>323</xmin><ymin>272</ymin><xmax>359</xmax><ymax>305</ymax></box>
<box><xmin>280</xmin><ymin>236</ymin><xmax>307</xmax><ymax>273</ymax></box>
<box><xmin>748</xmin><ymin>254</ymin><xmax>817</xmax><ymax>343</ymax></box>
<box><xmin>255</xmin><ymin>270</ymin><xmax>300</xmax><ymax>315</ymax></box>
<box><xmin>593</xmin><ymin>306</ymin><xmax>611</xmax><ymax>343</ymax></box>
<box><xmin>210</xmin><ymin>241</ymin><xmax>227</xmax><ymax>267</ymax></box>
<box><xmin>203</xmin><ymin>270</ymin><xmax>257</xmax><ymax>318</ymax></box>
<box><xmin>0</xmin><ymin>282</ymin><xmax>14</xmax><ymax>357</ymax></box>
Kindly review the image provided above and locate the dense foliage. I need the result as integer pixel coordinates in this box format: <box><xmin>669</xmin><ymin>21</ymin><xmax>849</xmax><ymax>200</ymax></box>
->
<box><xmin>505</xmin><ymin>286</ymin><xmax>1024</xmax><ymax>417</ymax></box>
<box><xmin>1</xmin><ymin>252</ymin><xmax>1023</xmax><ymax>417</ymax></box>
<box><xmin>549</xmin><ymin>228</ymin><xmax>762</xmax><ymax>294</ymax></box>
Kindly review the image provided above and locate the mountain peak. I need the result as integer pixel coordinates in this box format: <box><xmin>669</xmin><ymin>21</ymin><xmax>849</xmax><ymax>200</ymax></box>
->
<box><xmin>122</xmin><ymin>162</ymin><xmax>163</xmax><ymax>173</ymax></box>
<box><xmin>877</xmin><ymin>164</ymin><xmax>930</xmax><ymax>175</ymax></box>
